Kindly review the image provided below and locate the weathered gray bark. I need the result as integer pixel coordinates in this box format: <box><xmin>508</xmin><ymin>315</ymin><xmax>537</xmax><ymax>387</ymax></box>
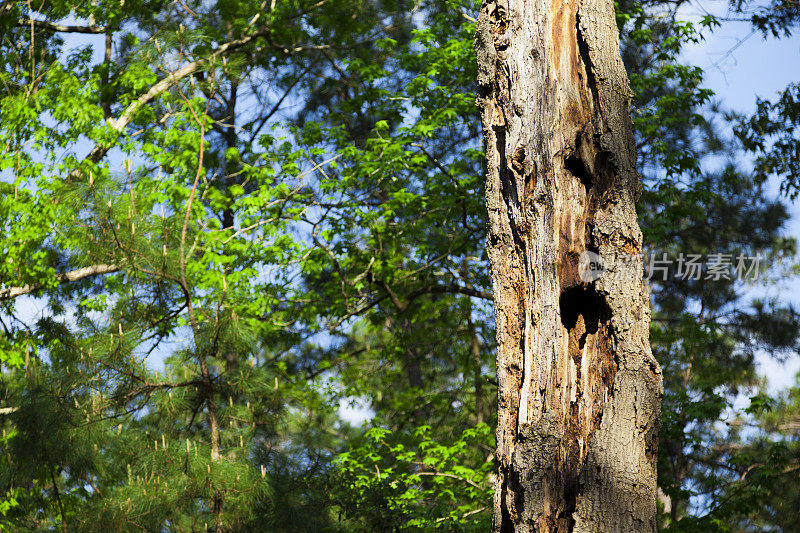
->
<box><xmin>475</xmin><ymin>0</ymin><xmax>663</xmax><ymax>531</ymax></box>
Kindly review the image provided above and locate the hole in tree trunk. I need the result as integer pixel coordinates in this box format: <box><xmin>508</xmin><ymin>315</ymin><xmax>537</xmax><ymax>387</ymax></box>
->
<box><xmin>559</xmin><ymin>284</ymin><xmax>601</xmax><ymax>344</ymax></box>
<box><xmin>565</xmin><ymin>154</ymin><xmax>592</xmax><ymax>191</ymax></box>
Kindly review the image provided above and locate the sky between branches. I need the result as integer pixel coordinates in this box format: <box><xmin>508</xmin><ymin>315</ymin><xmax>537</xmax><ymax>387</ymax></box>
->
<box><xmin>9</xmin><ymin>0</ymin><xmax>800</xmax><ymax>402</ymax></box>
<box><xmin>679</xmin><ymin>0</ymin><xmax>800</xmax><ymax>392</ymax></box>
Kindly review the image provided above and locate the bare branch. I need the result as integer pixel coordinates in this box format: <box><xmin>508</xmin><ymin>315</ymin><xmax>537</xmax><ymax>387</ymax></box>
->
<box><xmin>376</xmin><ymin>278</ymin><xmax>407</xmax><ymax>311</ymax></box>
<box><xmin>0</xmin><ymin>264</ymin><xmax>118</xmax><ymax>300</ymax></box>
<box><xmin>377</xmin><ymin>279</ymin><xmax>492</xmax><ymax>313</ymax></box>
<box><xmin>16</xmin><ymin>18</ymin><xmax>107</xmax><ymax>33</ymax></box>
<box><xmin>416</xmin><ymin>471</ymin><xmax>486</xmax><ymax>491</ymax></box>
<box><xmin>435</xmin><ymin>506</ymin><xmax>488</xmax><ymax>524</ymax></box>
<box><xmin>72</xmin><ymin>27</ymin><xmax>271</xmax><ymax>176</ymax></box>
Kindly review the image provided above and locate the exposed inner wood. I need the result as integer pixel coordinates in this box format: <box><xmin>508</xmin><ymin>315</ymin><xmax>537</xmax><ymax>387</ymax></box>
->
<box><xmin>476</xmin><ymin>0</ymin><xmax>663</xmax><ymax>530</ymax></box>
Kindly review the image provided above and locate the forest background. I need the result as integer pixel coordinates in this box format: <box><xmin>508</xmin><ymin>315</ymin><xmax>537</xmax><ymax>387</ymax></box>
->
<box><xmin>0</xmin><ymin>0</ymin><xmax>799</xmax><ymax>530</ymax></box>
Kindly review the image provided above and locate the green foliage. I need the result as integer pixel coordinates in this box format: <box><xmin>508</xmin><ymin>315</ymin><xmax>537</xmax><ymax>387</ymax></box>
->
<box><xmin>736</xmin><ymin>83</ymin><xmax>800</xmax><ymax>198</ymax></box>
<box><xmin>335</xmin><ymin>424</ymin><xmax>492</xmax><ymax>530</ymax></box>
<box><xmin>0</xmin><ymin>0</ymin><xmax>798</xmax><ymax>530</ymax></box>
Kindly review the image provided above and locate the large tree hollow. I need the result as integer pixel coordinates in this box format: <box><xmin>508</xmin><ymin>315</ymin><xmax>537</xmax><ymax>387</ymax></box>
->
<box><xmin>476</xmin><ymin>0</ymin><xmax>663</xmax><ymax>530</ymax></box>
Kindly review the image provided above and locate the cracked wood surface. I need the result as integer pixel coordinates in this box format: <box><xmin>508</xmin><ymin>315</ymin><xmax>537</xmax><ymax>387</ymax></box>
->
<box><xmin>475</xmin><ymin>0</ymin><xmax>663</xmax><ymax>530</ymax></box>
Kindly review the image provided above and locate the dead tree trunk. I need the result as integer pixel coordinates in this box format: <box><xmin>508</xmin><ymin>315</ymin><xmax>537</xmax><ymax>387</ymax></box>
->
<box><xmin>475</xmin><ymin>0</ymin><xmax>663</xmax><ymax>531</ymax></box>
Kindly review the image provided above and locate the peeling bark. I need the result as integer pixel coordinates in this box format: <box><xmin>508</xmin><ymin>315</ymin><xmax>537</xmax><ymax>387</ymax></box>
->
<box><xmin>475</xmin><ymin>0</ymin><xmax>663</xmax><ymax>530</ymax></box>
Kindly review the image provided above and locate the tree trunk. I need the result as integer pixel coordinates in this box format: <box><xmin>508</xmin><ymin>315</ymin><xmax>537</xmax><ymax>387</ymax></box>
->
<box><xmin>475</xmin><ymin>0</ymin><xmax>663</xmax><ymax>531</ymax></box>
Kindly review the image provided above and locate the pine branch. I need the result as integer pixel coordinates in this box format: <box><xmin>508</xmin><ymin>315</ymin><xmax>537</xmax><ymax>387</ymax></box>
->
<box><xmin>0</xmin><ymin>264</ymin><xmax>118</xmax><ymax>300</ymax></box>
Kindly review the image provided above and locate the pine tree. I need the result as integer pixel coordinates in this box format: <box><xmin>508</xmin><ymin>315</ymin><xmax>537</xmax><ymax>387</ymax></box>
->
<box><xmin>0</xmin><ymin>0</ymin><xmax>798</xmax><ymax>529</ymax></box>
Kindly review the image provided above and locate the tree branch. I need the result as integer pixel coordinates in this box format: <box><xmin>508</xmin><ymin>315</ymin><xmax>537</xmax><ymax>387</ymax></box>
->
<box><xmin>416</xmin><ymin>471</ymin><xmax>486</xmax><ymax>491</ymax></box>
<box><xmin>72</xmin><ymin>27</ymin><xmax>271</xmax><ymax>176</ymax></box>
<box><xmin>377</xmin><ymin>280</ymin><xmax>492</xmax><ymax>313</ymax></box>
<box><xmin>0</xmin><ymin>264</ymin><xmax>118</xmax><ymax>300</ymax></box>
<box><xmin>49</xmin><ymin>466</ymin><xmax>68</xmax><ymax>533</ymax></box>
<box><xmin>16</xmin><ymin>18</ymin><xmax>107</xmax><ymax>33</ymax></box>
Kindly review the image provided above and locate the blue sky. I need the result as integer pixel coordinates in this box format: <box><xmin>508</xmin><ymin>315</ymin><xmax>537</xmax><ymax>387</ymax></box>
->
<box><xmin>680</xmin><ymin>0</ymin><xmax>800</xmax><ymax>392</ymax></box>
<box><xmin>682</xmin><ymin>4</ymin><xmax>800</xmax><ymax>113</ymax></box>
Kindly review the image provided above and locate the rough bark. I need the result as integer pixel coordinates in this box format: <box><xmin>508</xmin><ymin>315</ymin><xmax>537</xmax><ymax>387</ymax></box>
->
<box><xmin>475</xmin><ymin>0</ymin><xmax>663</xmax><ymax>531</ymax></box>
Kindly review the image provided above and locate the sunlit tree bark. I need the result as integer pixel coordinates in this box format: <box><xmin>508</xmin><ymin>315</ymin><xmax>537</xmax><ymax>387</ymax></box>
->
<box><xmin>475</xmin><ymin>0</ymin><xmax>663</xmax><ymax>530</ymax></box>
